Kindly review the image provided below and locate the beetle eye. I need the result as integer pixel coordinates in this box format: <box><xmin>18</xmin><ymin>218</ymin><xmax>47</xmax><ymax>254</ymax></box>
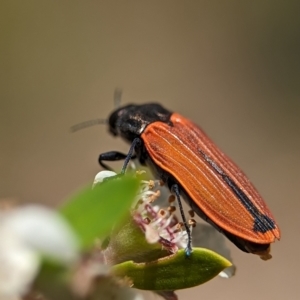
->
<box><xmin>108</xmin><ymin>109</ymin><xmax>122</xmax><ymax>136</ymax></box>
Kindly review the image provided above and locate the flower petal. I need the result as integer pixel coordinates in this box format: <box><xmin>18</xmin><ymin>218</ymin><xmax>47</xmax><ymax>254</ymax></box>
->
<box><xmin>93</xmin><ymin>171</ymin><xmax>117</xmax><ymax>186</ymax></box>
<box><xmin>1</xmin><ymin>205</ymin><xmax>79</xmax><ymax>264</ymax></box>
<box><xmin>0</xmin><ymin>228</ymin><xmax>39</xmax><ymax>299</ymax></box>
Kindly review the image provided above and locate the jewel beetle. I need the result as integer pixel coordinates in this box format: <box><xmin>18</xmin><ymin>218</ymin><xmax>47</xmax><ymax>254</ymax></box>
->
<box><xmin>99</xmin><ymin>103</ymin><xmax>281</xmax><ymax>259</ymax></box>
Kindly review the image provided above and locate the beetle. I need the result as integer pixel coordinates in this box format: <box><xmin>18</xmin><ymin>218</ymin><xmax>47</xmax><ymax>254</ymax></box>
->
<box><xmin>99</xmin><ymin>103</ymin><xmax>280</xmax><ymax>259</ymax></box>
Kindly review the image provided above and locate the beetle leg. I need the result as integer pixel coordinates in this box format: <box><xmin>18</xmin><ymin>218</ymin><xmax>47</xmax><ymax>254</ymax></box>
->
<box><xmin>99</xmin><ymin>151</ymin><xmax>128</xmax><ymax>171</ymax></box>
<box><xmin>171</xmin><ymin>183</ymin><xmax>193</xmax><ymax>256</ymax></box>
<box><xmin>98</xmin><ymin>138</ymin><xmax>140</xmax><ymax>173</ymax></box>
<box><xmin>121</xmin><ymin>138</ymin><xmax>141</xmax><ymax>174</ymax></box>
<box><xmin>99</xmin><ymin>151</ymin><xmax>137</xmax><ymax>171</ymax></box>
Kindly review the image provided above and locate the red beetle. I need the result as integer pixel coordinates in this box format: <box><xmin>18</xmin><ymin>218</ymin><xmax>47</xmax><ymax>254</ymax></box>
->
<box><xmin>99</xmin><ymin>103</ymin><xmax>280</xmax><ymax>259</ymax></box>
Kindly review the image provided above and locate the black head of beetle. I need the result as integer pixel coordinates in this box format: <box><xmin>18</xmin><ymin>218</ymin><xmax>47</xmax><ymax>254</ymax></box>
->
<box><xmin>108</xmin><ymin>103</ymin><xmax>172</xmax><ymax>142</ymax></box>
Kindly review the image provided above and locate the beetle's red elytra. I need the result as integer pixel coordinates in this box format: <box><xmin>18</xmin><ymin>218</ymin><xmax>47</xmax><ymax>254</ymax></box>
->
<box><xmin>99</xmin><ymin>103</ymin><xmax>280</xmax><ymax>259</ymax></box>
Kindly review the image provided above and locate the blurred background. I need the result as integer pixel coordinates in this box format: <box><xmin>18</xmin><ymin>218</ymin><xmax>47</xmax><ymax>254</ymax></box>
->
<box><xmin>1</xmin><ymin>1</ymin><xmax>299</xmax><ymax>299</ymax></box>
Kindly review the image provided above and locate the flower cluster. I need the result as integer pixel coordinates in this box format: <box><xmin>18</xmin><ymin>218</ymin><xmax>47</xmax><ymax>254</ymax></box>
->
<box><xmin>0</xmin><ymin>170</ymin><xmax>234</xmax><ymax>300</ymax></box>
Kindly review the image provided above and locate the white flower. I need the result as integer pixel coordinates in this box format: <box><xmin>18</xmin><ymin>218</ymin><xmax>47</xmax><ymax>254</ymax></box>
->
<box><xmin>0</xmin><ymin>204</ymin><xmax>79</xmax><ymax>299</ymax></box>
<box><xmin>0</xmin><ymin>227</ymin><xmax>39</xmax><ymax>300</ymax></box>
<box><xmin>132</xmin><ymin>179</ymin><xmax>189</xmax><ymax>253</ymax></box>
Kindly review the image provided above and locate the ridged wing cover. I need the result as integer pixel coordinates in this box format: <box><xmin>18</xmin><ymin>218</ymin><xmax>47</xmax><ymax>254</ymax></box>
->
<box><xmin>141</xmin><ymin>113</ymin><xmax>280</xmax><ymax>244</ymax></box>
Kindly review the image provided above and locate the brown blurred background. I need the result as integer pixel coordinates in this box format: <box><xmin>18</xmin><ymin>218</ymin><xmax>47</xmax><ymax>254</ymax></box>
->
<box><xmin>1</xmin><ymin>1</ymin><xmax>299</xmax><ymax>299</ymax></box>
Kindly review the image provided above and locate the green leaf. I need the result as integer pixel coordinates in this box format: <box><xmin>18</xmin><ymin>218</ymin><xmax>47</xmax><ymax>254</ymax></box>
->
<box><xmin>112</xmin><ymin>248</ymin><xmax>231</xmax><ymax>290</ymax></box>
<box><xmin>60</xmin><ymin>176</ymin><xmax>140</xmax><ymax>249</ymax></box>
<box><xmin>102</xmin><ymin>217</ymin><xmax>170</xmax><ymax>265</ymax></box>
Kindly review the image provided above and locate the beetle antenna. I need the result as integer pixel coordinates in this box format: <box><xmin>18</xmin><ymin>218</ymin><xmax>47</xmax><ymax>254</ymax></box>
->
<box><xmin>114</xmin><ymin>88</ymin><xmax>122</xmax><ymax>108</ymax></box>
<box><xmin>71</xmin><ymin>89</ymin><xmax>122</xmax><ymax>133</ymax></box>
<box><xmin>70</xmin><ymin>118</ymin><xmax>107</xmax><ymax>133</ymax></box>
